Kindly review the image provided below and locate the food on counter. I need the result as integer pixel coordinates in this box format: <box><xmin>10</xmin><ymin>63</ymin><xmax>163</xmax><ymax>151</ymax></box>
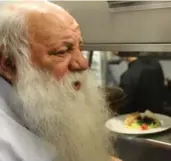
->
<box><xmin>124</xmin><ymin>110</ymin><xmax>161</xmax><ymax>130</ymax></box>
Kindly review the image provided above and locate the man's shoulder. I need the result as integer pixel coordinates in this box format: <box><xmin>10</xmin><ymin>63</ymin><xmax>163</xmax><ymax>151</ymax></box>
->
<box><xmin>0</xmin><ymin>108</ymin><xmax>23</xmax><ymax>160</ymax></box>
<box><xmin>0</xmin><ymin>108</ymin><xmax>56</xmax><ymax>161</ymax></box>
<box><xmin>120</xmin><ymin>70</ymin><xmax>133</xmax><ymax>82</ymax></box>
<box><xmin>0</xmin><ymin>78</ymin><xmax>56</xmax><ymax>161</ymax></box>
<box><xmin>0</xmin><ymin>77</ymin><xmax>12</xmax><ymax>96</ymax></box>
<box><xmin>0</xmin><ymin>138</ymin><xmax>23</xmax><ymax>161</ymax></box>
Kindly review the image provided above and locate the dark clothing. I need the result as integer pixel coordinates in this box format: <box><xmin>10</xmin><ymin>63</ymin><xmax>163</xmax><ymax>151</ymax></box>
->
<box><xmin>119</xmin><ymin>58</ymin><xmax>165</xmax><ymax>114</ymax></box>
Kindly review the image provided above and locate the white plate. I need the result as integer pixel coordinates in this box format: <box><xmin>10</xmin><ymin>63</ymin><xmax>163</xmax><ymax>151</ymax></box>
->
<box><xmin>105</xmin><ymin>113</ymin><xmax>171</xmax><ymax>135</ymax></box>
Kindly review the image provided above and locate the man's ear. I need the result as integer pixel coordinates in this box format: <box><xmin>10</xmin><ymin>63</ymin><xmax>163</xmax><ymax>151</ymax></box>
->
<box><xmin>0</xmin><ymin>54</ymin><xmax>16</xmax><ymax>84</ymax></box>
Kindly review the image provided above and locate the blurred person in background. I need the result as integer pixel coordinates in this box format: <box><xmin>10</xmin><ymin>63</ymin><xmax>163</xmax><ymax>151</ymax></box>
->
<box><xmin>0</xmin><ymin>1</ymin><xmax>121</xmax><ymax>161</ymax></box>
<box><xmin>118</xmin><ymin>53</ymin><xmax>165</xmax><ymax>114</ymax></box>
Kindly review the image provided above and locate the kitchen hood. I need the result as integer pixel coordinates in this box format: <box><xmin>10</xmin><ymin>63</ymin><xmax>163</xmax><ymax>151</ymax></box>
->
<box><xmin>54</xmin><ymin>1</ymin><xmax>171</xmax><ymax>52</ymax></box>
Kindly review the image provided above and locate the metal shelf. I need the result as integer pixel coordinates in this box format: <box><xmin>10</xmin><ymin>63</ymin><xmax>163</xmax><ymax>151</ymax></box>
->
<box><xmin>84</xmin><ymin>43</ymin><xmax>171</xmax><ymax>52</ymax></box>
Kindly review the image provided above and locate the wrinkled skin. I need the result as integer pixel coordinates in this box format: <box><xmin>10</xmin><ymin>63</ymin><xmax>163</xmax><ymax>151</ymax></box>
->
<box><xmin>26</xmin><ymin>4</ymin><xmax>88</xmax><ymax>81</ymax></box>
<box><xmin>0</xmin><ymin>2</ymin><xmax>88</xmax><ymax>86</ymax></box>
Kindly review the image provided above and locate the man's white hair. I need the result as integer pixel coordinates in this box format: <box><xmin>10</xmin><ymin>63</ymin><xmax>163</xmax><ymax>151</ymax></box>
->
<box><xmin>0</xmin><ymin>3</ymin><xmax>28</xmax><ymax>59</ymax></box>
<box><xmin>0</xmin><ymin>1</ymin><xmax>50</xmax><ymax>62</ymax></box>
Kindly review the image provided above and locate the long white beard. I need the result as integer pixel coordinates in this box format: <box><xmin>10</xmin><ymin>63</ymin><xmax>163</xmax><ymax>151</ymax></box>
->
<box><xmin>14</xmin><ymin>59</ymin><xmax>112</xmax><ymax>161</ymax></box>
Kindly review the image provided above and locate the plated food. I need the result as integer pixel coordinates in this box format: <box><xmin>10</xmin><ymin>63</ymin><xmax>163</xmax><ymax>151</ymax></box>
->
<box><xmin>124</xmin><ymin>110</ymin><xmax>161</xmax><ymax>130</ymax></box>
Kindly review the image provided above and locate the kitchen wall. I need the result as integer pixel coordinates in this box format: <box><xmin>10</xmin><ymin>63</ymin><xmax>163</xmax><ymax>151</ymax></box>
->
<box><xmin>55</xmin><ymin>1</ymin><xmax>171</xmax><ymax>44</ymax></box>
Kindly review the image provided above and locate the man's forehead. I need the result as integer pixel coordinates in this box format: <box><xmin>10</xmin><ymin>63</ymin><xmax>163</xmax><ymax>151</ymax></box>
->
<box><xmin>20</xmin><ymin>2</ymin><xmax>81</xmax><ymax>47</ymax></box>
<box><xmin>27</xmin><ymin>13</ymin><xmax>80</xmax><ymax>45</ymax></box>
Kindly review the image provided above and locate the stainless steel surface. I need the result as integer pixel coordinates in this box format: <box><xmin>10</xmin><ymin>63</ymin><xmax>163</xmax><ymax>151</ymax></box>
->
<box><xmin>100</xmin><ymin>52</ymin><xmax>108</xmax><ymax>86</ymax></box>
<box><xmin>83</xmin><ymin>43</ymin><xmax>171</xmax><ymax>52</ymax></box>
<box><xmin>108</xmin><ymin>1</ymin><xmax>171</xmax><ymax>13</ymax></box>
<box><xmin>110</xmin><ymin>126</ymin><xmax>171</xmax><ymax>161</ymax></box>
<box><xmin>113</xmin><ymin>128</ymin><xmax>171</xmax><ymax>145</ymax></box>
<box><xmin>55</xmin><ymin>1</ymin><xmax>171</xmax><ymax>44</ymax></box>
<box><xmin>141</xmin><ymin>129</ymin><xmax>171</xmax><ymax>144</ymax></box>
<box><xmin>115</xmin><ymin>135</ymin><xmax>171</xmax><ymax>161</ymax></box>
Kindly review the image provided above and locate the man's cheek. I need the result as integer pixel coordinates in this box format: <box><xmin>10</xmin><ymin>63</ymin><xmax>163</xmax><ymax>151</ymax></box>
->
<box><xmin>51</xmin><ymin>56</ymin><xmax>71</xmax><ymax>80</ymax></box>
<box><xmin>52</xmin><ymin>64</ymin><xmax>69</xmax><ymax>81</ymax></box>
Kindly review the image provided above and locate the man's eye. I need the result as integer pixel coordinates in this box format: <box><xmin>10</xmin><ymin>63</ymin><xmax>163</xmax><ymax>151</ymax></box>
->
<box><xmin>56</xmin><ymin>50</ymin><xmax>66</xmax><ymax>55</ymax></box>
<box><xmin>48</xmin><ymin>50</ymin><xmax>66</xmax><ymax>56</ymax></box>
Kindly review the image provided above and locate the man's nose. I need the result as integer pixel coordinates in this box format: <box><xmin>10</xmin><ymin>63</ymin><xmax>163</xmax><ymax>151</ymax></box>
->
<box><xmin>69</xmin><ymin>52</ymin><xmax>88</xmax><ymax>72</ymax></box>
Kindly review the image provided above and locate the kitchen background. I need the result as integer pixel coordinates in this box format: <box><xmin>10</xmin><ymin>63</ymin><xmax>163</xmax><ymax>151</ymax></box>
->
<box><xmin>83</xmin><ymin>51</ymin><xmax>171</xmax><ymax>87</ymax></box>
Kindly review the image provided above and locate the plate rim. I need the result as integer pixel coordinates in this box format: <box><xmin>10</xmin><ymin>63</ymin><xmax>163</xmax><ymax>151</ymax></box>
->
<box><xmin>105</xmin><ymin>113</ymin><xmax>171</xmax><ymax>135</ymax></box>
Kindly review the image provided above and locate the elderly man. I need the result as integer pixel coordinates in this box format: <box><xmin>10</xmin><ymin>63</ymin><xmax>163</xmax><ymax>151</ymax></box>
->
<box><xmin>0</xmin><ymin>1</ymin><xmax>120</xmax><ymax>161</ymax></box>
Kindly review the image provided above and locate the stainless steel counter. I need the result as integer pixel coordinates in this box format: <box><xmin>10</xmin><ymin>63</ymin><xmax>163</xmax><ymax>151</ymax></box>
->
<box><xmin>114</xmin><ymin>130</ymin><xmax>171</xmax><ymax>161</ymax></box>
<box><xmin>141</xmin><ymin>128</ymin><xmax>171</xmax><ymax>145</ymax></box>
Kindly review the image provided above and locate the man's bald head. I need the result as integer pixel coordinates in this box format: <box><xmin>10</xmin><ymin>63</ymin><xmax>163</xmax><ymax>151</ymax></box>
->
<box><xmin>0</xmin><ymin>1</ymin><xmax>87</xmax><ymax>83</ymax></box>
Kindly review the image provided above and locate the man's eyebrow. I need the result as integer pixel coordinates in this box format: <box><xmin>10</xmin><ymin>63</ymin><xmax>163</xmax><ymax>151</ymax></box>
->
<box><xmin>63</xmin><ymin>40</ymin><xmax>84</xmax><ymax>47</ymax></box>
<box><xmin>63</xmin><ymin>42</ymin><xmax>74</xmax><ymax>48</ymax></box>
